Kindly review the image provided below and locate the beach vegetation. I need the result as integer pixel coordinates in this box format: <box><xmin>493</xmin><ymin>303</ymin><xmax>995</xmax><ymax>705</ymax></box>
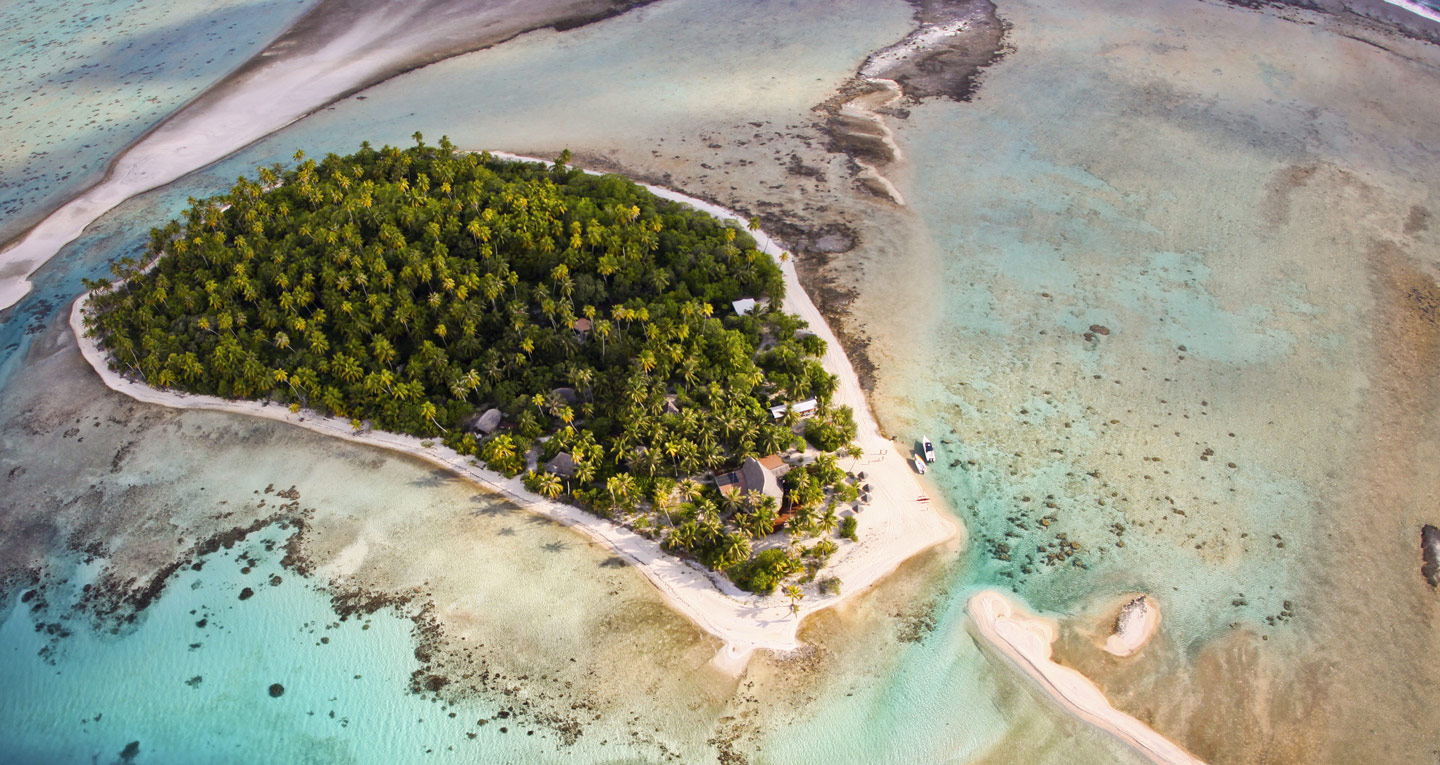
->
<box><xmin>802</xmin><ymin>405</ymin><xmax>857</xmax><ymax>452</ymax></box>
<box><xmin>84</xmin><ymin>137</ymin><xmax>854</xmax><ymax>591</ymax></box>
<box><xmin>726</xmin><ymin>548</ymin><xmax>801</xmax><ymax>595</ymax></box>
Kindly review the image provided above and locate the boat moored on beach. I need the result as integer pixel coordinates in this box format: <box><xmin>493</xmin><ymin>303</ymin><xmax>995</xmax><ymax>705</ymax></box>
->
<box><xmin>922</xmin><ymin>436</ymin><xmax>936</xmax><ymax>463</ymax></box>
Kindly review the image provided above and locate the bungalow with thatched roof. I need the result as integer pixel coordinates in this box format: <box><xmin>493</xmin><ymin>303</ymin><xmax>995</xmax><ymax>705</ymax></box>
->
<box><xmin>463</xmin><ymin>407</ymin><xmax>503</xmax><ymax>435</ymax></box>
<box><xmin>716</xmin><ymin>455</ymin><xmax>786</xmax><ymax>502</ymax></box>
<box><xmin>545</xmin><ymin>452</ymin><xmax>578</xmax><ymax>479</ymax></box>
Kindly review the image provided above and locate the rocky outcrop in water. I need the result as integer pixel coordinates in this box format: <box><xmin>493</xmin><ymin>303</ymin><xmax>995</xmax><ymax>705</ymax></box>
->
<box><xmin>813</xmin><ymin>0</ymin><xmax>1012</xmax><ymax>206</ymax></box>
<box><xmin>1114</xmin><ymin>595</ymin><xmax>1148</xmax><ymax>635</ymax></box>
<box><xmin>1423</xmin><ymin>524</ymin><xmax>1440</xmax><ymax>588</ymax></box>
<box><xmin>1102</xmin><ymin>594</ymin><xmax>1160</xmax><ymax>657</ymax></box>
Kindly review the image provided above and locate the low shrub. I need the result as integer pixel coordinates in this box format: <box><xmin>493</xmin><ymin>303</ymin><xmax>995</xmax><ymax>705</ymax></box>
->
<box><xmin>727</xmin><ymin>548</ymin><xmax>800</xmax><ymax>595</ymax></box>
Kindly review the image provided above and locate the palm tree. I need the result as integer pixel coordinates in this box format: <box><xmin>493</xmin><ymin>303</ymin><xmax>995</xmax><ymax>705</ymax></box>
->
<box><xmin>784</xmin><ymin>584</ymin><xmax>804</xmax><ymax>618</ymax></box>
<box><xmin>759</xmin><ymin>426</ymin><xmax>791</xmax><ymax>456</ymax></box>
<box><xmin>536</xmin><ymin>471</ymin><xmax>564</xmax><ymax>499</ymax></box>
<box><xmin>650</xmin><ymin>478</ymin><xmax>677</xmax><ymax>527</ymax></box>
<box><xmin>419</xmin><ymin>401</ymin><xmax>446</xmax><ymax>434</ymax></box>
<box><xmin>677</xmin><ymin>478</ymin><xmax>704</xmax><ymax>503</ymax></box>
<box><xmin>719</xmin><ymin>534</ymin><xmax>751</xmax><ymax>570</ymax></box>
<box><xmin>740</xmin><ymin>499</ymin><xmax>779</xmax><ymax>539</ymax></box>
<box><xmin>666</xmin><ymin>520</ymin><xmax>698</xmax><ymax>552</ymax></box>
<box><xmin>818</xmin><ymin>503</ymin><xmax>839</xmax><ymax>535</ymax></box>
<box><xmin>606</xmin><ymin>473</ymin><xmax>637</xmax><ymax>510</ymax></box>
<box><xmin>573</xmin><ymin>459</ymin><xmax>597</xmax><ymax>487</ymax></box>
<box><xmin>568</xmin><ymin>366</ymin><xmax>594</xmax><ymax>400</ymax></box>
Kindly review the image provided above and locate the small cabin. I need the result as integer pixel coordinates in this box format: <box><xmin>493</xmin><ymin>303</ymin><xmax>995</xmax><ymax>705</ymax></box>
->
<box><xmin>768</xmin><ymin>398</ymin><xmax>818</xmax><ymax>420</ymax></box>
<box><xmin>463</xmin><ymin>408</ymin><xmax>502</xmax><ymax>435</ymax></box>
<box><xmin>732</xmin><ymin>298</ymin><xmax>758</xmax><ymax>316</ymax></box>
<box><xmin>714</xmin><ymin>454</ymin><xmax>785</xmax><ymax>502</ymax></box>
<box><xmin>545</xmin><ymin>452</ymin><xmax>578</xmax><ymax>479</ymax></box>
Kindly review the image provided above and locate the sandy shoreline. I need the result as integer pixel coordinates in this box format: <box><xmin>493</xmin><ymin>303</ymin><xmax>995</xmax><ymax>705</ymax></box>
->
<box><xmin>70</xmin><ymin>167</ymin><xmax>959</xmax><ymax>658</ymax></box>
<box><xmin>967</xmin><ymin>590</ymin><xmax>1203</xmax><ymax>765</ymax></box>
<box><xmin>0</xmin><ymin>0</ymin><xmax>658</xmax><ymax>313</ymax></box>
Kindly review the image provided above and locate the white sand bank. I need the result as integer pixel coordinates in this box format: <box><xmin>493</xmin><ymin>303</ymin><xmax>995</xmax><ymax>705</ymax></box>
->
<box><xmin>0</xmin><ymin>0</ymin><xmax>650</xmax><ymax>312</ymax></box>
<box><xmin>1102</xmin><ymin>594</ymin><xmax>1161</xmax><ymax>658</ymax></box>
<box><xmin>1383</xmin><ymin>0</ymin><xmax>1440</xmax><ymax>24</ymax></box>
<box><xmin>71</xmin><ymin>169</ymin><xmax>959</xmax><ymax>657</ymax></box>
<box><xmin>967</xmin><ymin>590</ymin><xmax>1203</xmax><ymax>765</ymax></box>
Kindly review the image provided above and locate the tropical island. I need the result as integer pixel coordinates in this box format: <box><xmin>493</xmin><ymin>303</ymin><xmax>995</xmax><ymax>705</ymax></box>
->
<box><xmin>79</xmin><ymin>138</ymin><xmax>947</xmax><ymax>622</ymax></box>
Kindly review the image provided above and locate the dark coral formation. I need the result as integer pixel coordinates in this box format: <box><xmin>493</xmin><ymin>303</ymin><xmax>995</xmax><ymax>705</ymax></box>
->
<box><xmin>885</xmin><ymin>0</ymin><xmax>1013</xmax><ymax>103</ymax></box>
<box><xmin>1423</xmin><ymin>524</ymin><xmax>1440</xmax><ymax>588</ymax></box>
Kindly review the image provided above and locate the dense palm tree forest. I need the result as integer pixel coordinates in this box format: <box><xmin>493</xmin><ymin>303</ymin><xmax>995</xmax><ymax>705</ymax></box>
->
<box><xmin>84</xmin><ymin>137</ymin><xmax>862</xmax><ymax>593</ymax></box>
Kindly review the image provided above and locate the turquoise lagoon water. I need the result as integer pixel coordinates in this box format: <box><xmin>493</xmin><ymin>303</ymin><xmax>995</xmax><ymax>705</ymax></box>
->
<box><xmin>4</xmin><ymin>0</ymin><xmax>1438</xmax><ymax>761</ymax></box>
<box><xmin>3</xmin><ymin>527</ymin><xmax>687</xmax><ymax>764</ymax></box>
<box><xmin>0</xmin><ymin>0</ymin><xmax>316</xmax><ymax>244</ymax></box>
<box><xmin>2</xmin><ymin>530</ymin><xmax>472</xmax><ymax>764</ymax></box>
<box><xmin>0</xmin><ymin>1</ymin><xmax>1142</xmax><ymax>762</ymax></box>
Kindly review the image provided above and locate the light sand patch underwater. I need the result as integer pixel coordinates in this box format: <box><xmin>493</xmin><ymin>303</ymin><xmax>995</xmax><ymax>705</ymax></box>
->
<box><xmin>840</xmin><ymin>0</ymin><xmax>1440</xmax><ymax>761</ymax></box>
<box><xmin>5</xmin><ymin>0</ymin><xmax>1440</xmax><ymax>761</ymax></box>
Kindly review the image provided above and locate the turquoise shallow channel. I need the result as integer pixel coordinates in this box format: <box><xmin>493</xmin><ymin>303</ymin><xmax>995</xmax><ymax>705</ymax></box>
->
<box><xmin>3</xmin><ymin>0</ymin><xmax>1440</xmax><ymax>762</ymax></box>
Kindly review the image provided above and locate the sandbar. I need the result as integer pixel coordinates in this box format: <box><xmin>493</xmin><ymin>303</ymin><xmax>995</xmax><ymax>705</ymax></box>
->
<box><xmin>967</xmin><ymin>589</ymin><xmax>1202</xmax><ymax>765</ymax></box>
<box><xmin>0</xmin><ymin>0</ymin><xmax>656</xmax><ymax>312</ymax></box>
<box><xmin>1102</xmin><ymin>594</ymin><xmax>1161</xmax><ymax>658</ymax></box>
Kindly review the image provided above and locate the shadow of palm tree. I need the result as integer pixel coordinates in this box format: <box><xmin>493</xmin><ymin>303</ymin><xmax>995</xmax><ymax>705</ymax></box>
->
<box><xmin>409</xmin><ymin>469</ymin><xmax>455</xmax><ymax>488</ymax></box>
<box><xmin>541</xmin><ymin>541</ymin><xmax>568</xmax><ymax>553</ymax></box>
<box><xmin>470</xmin><ymin>495</ymin><xmax>512</xmax><ymax>516</ymax></box>
<box><xmin>497</xmin><ymin>527</ymin><xmax>516</xmax><ymax>536</ymax></box>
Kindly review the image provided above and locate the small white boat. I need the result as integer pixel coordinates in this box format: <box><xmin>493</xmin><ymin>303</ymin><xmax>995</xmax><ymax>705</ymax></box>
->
<box><xmin>913</xmin><ymin>455</ymin><xmax>927</xmax><ymax>474</ymax></box>
<box><xmin>922</xmin><ymin>436</ymin><xmax>936</xmax><ymax>463</ymax></box>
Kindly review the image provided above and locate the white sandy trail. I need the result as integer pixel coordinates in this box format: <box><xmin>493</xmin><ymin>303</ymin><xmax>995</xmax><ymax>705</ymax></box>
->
<box><xmin>0</xmin><ymin>0</ymin><xmax>639</xmax><ymax>311</ymax></box>
<box><xmin>71</xmin><ymin>162</ymin><xmax>959</xmax><ymax>659</ymax></box>
<box><xmin>968</xmin><ymin>590</ymin><xmax>1204</xmax><ymax>765</ymax></box>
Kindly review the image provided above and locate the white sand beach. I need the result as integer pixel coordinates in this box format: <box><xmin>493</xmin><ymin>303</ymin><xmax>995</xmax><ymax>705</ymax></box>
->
<box><xmin>70</xmin><ymin>169</ymin><xmax>959</xmax><ymax>659</ymax></box>
<box><xmin>967</xmin><ymin>590</ymin><xmax>1203</xmax><ymax>765</ymax></box>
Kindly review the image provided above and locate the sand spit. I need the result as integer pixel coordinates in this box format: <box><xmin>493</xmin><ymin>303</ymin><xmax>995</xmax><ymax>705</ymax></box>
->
<box><xmin>859</xmin><ymin>0</ymin><xmax>1010</xmax><ymax>103</ymax></box>
<box><xmin>814</xmin><ymin>0</ymin><xmax>1009</xmax><ymax>204</ymax></box>
<box><xmin>967</xmin><ymin>590</ymin><xmax>1203</xmax><ymax>765</ymax></box>
<box><xmin>72</xmin><ymin>161</ymin><xmax>959</xmax><ymax>659</ymax></box>
<box><xmin>1102</xmin><ymin>594</ymin><xmax>1160</xmax><ymax>658</ymax></box>
<box><xmin>830</xmin><ymin>79</ymin><xmax>908</xmax><ymax>206</ymax></box>
<box><xmin>0</xmin><ymin>0</ymin><xmax>657</xmax><ymax>312</ymax></box>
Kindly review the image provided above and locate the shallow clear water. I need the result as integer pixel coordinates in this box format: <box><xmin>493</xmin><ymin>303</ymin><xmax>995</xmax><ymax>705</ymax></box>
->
<box><xmin>0</xmin><ymin>0</ymin><xmax>315</xmax><ymax>245</ymax></box>
<box><xmin>854</xmin><ymin>0</ymin><xmax>1440</xmax><ymax>759</ymax></box>
<box><xmin>3</xmin><ymin>0</ymin><xmax>1439</xmax><ymax>761</ymax></box>
<box><xmin>0</xmin><ymin>2</ymin><xmax>1120</xmax><ymax>761</ymax></box>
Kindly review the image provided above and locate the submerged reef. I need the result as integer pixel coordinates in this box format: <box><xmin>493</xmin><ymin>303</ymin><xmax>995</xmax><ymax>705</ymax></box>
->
<box><xmin>1423</xmin><ymin>524</ymin><xmax>1440</xmax><ymax>588</ymax></box>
